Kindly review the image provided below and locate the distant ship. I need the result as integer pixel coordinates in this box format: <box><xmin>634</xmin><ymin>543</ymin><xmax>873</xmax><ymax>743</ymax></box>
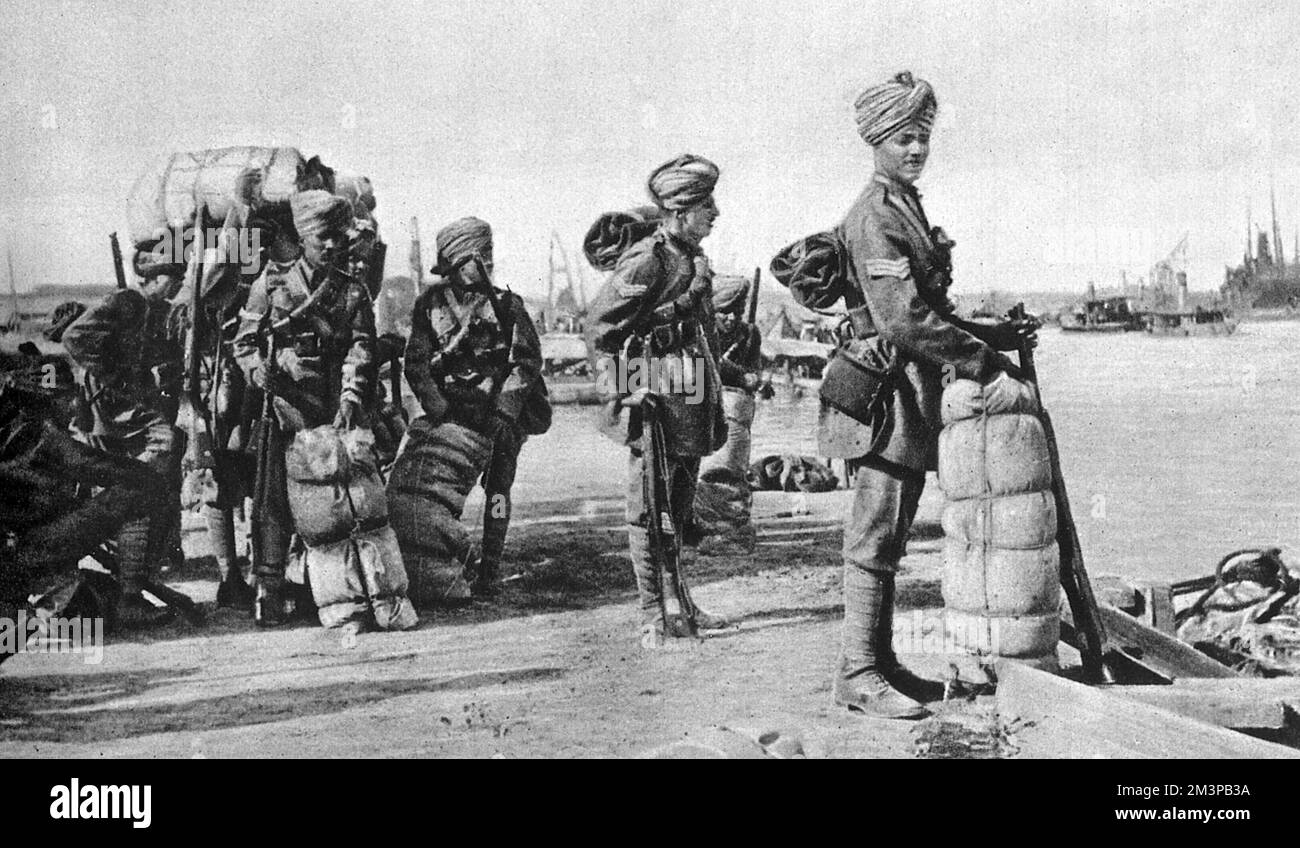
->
<box><xmin>1221</xmin><ymin>186</ymin><xmax>1300</xmax><ymax>314</ymax></box>
<box><xmin>1063</xmin><ymin>235</ymin><xmax>1236</xmax><ymax>337</ymax></box>
<box><xmin>1060</xmin><ymin>294</ymin><xmax>1144</xmax><ymax>333</ymax></box>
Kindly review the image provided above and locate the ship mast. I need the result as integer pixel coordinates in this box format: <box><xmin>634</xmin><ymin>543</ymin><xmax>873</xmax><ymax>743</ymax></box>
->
<box><xmin>1271</xmin><ymin>181</ymin><xmax>1285</xmax><ymax>269</ymax></box>
<box><xmin>1246</xmin><ymin>197</ymin><xmax>1253</xmax><ymax>263</ymax></box>
<box><xmin>6</xmin><ymin>247</ymin><xmax>19</xmax><ymax>333</ymax></box>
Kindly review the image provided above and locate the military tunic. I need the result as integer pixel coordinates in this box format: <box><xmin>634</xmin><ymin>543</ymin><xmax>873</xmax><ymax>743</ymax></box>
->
<box><xmin>233</xmin><ymin>256</ymin><xmax>376</xmax><ymax>432</ymax></box>
<box><xmin>404</xmin><ymin>282</ymin><xmax>548</xmax><ymax>435</ymax></box>
<box><xmin>586</xmin><ymin>228</ymin><xmax>726</xmax><ymax>458</ymax></box>
<box><xmin>807</xmin><ymin>174</ymin><xmax>1014</xmax><ymax>473</ymax></box>
<box><xmin>805</xmin><ymin>173</ymin><xmax>1016</xmax><ymax>574</ymax></box>
<box><xmin>231</xmin><ymin>257</ymin><xmax>376</xmax><ymax>572</ymax></box>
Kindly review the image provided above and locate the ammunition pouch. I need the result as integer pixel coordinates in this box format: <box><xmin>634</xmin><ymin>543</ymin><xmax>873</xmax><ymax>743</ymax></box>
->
<box><xmin>819</xmin><ymin>338</ymin><xmax>899</xmax><ymax>430</ymax></box>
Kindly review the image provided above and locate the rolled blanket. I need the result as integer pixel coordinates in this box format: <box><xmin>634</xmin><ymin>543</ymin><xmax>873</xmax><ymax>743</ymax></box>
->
<box><xmin>386</xmin><ymin>417</ymin><xmax>493</xmax><ymax>605</ymax></box>
<box><xmin>938</xmin><ymin>373</ymin><xmax>1059</xmax><ymax>670</ymax></box>
<box><xmin>583</xmin><ymin>205</ymin><xmax>663</xmax><ymax>271</ymax></box>
<box><xmin>770</xmin><ymin>231</ymin><xmax>851</xmax><ymax>311</ymax></box>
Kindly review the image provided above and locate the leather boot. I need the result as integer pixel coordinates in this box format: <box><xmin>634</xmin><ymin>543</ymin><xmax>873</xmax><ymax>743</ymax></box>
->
<box><xmin>834</xmin><ymin>567</ymin><xmax>928</xmax><ymax>719</ymax></box>
<box><xmin>470</xmin><ymin>557</ymin><xmax>500</xmax><ymax>599</ymax></box>
<box><xmin>115</xmin><ymin>592</ymin><xmax>176</xmax><ymax>630</ymax></box>
<box><xmin>253</xmin><ymin>571</ymin><xmax>288</xmax><ymax>628</ymax></box>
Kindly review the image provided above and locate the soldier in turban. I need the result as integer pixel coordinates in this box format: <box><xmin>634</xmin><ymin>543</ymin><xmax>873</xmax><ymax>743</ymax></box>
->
<box><xmin>586</xmin><ymin>154</ymin><xmax>729</xmax><ymax>649</ymax></box>
<box><xmin>798</xmin><ymin>71</ymin><xmax>1037</xmax><ymax>719</ymax></box>
<box><xmin>233</xmin><ymin>190</ymin><xmax>377</xmax><ymax>625</ymax></box>
<box><xmin>389</xmin><ymin>217</ymin><xmax>549</xmax><ymax>606</ymax></box>
<box><xmin>62</xmin><ymin>289</ymin><xmax>183</xmax><ymax>628</ymax></box>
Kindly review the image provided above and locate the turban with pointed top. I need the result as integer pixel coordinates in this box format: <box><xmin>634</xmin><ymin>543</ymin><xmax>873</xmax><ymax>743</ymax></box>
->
<box><xmin>854</xmin><ymin>71</ymin><xmax>938</xmax><ymax>146</ymax></box>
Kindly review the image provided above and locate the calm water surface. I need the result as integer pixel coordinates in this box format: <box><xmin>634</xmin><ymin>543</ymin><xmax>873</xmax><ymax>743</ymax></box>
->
<box><xmin>516</xmin><ymin>323</ymin><xmax>1300</xmax><ymax>583</ymax></box>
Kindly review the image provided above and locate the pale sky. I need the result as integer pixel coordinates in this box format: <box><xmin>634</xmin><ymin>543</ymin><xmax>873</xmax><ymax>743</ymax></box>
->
<box><xmin>2</xmin><ymin>0</ymin><xmax>1298</xmax><ymax>299</ymax></box>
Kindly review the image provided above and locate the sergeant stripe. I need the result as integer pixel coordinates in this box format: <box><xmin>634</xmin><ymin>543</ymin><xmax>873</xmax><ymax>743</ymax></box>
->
<box><xmin>864</xmin><ymin>258</ymin><xmax>911</xmax><ymax>278</ymax></box>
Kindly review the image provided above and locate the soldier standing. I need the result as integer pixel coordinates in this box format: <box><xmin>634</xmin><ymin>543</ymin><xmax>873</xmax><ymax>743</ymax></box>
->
<box><xmin>62</xmin><ymin>289</ymin><xmax>180</xmax><ymax>628</ymax></box>
<box><xmin>694</xmin><ymin>274</ymin><xmax>762</xmax><ymax>556</ymax></box>
<box><xmin>393</xmin><ymin>217</ymin><xmax>549</xmax><ymax>602</ymax></box>
<box><xmin>804</xmin><ymin>72</ymin><xmax>1034</xmax><ymax>718</ymax></box>
<box><xmin>135</xmin><ymin>257</ymin><xmax>187</xmax><ymax>572</ymax></box>
<box><xmin>586</xmin><ymin>154</ymin><xmax>731</xmax><ymax>649</ymax></box>
<box><xmin>233</xmin><ymin>190</ymin><xmax>376</xmax><ymax>625</ymax></box>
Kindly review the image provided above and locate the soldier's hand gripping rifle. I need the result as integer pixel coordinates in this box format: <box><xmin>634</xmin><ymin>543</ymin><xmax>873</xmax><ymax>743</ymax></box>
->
<box><xmin>641</xmin><ymin>394</ymin><xmax>698</xmax><ymax>638</ymax></box>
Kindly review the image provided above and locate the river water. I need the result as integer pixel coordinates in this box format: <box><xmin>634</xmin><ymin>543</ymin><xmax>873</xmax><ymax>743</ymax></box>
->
<box><xmin>502</xmin><ymin>322</ymin><xmax>1300</xmax><ymax>584</ymax></box>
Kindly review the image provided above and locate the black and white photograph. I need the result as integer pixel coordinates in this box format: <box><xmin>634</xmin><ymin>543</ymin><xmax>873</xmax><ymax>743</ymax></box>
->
<box><xmin>1</xmin><ymin>0</ymin><xmax>1298</xmax><ymax>789</ymax></box>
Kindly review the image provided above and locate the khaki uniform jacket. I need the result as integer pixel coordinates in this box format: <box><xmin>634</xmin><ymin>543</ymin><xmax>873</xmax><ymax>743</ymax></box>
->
<box><xmin>586</xmin><ymin>227</ymin><xmax>726</xmax><ymax>458</ymax></box>
<box><xmin>820</xmin><ymin>174</ymin><xmax>1014</xmax><ymax>472</ymax></box>
<box><xmin>62</xmin><ymin>289</ymin><xmax>176</xmax><ymax>453</ymax></box>
<box><xmin>404</xmin><ymin>282</ymin><xmax>550</xmax><ymax>436</ymax></box>
<box><xmin>232</xmin><ymin>257</ymin><xmax>375</xmax><ymax>432</ymax></box>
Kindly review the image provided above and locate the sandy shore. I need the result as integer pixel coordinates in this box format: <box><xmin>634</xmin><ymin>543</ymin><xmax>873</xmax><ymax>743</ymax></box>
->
<box><xmin>0</xmin><ymin>486</ymin><xmax>973</xmax><ymax>758</ymax></box>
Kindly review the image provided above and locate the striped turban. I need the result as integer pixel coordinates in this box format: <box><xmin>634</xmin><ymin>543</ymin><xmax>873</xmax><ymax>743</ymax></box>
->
<box><xmin>647</xmin><ymin>154</ymin><xmax>719</xmax><ymax>211</ymax></box>
<box><xmin>853</xmin><ymin>71</ymin><xmax>938</xmax><ymax>146</ymax></box>
<box><xmin>290</xmin><ymin>190</ymin><xmax>354</xmax><ymax>241</ymax></box>
<box><xmin>712</xmin><ymin>274</ymin><xmax>750</xmax><ymax>314</ymax></box>
<box><xmin>432</xmin><ymin>216</ymin><xmax>493</xmax><ymax>275</ymax></box>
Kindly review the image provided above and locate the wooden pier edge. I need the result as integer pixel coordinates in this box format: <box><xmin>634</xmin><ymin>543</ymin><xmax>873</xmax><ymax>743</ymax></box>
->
<box><xmin>994</xmin><ymin>659</ymin><xmax>1300</xmax><ymax>759</ymax></box>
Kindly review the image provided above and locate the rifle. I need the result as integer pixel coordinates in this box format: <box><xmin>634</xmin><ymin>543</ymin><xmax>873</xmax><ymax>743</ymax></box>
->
<box><xmin>368</xmin><ymin>240</ymin><xmax>387</xmax><ymax>296</ymax></box>
<box><xmin>745</xmin><ymin>266</ymin><xmax>761</xmax><ymax>325</ymax></box>
<box><xmin>110</xmin><ymin>232</ymin><xmax>127</xmax><ymax>289</ymax></box>
<box><xmin>642</xmin><ymin>395</ymin><xmax>697</xmax><ymax>638</ymax></box>
<box><xmin>1008</xmin><ymin>302</ymin><xmax>1109</xmax><ymax>681</ymax></box>
<box><xmin>183</xmin><ymin>206</ymin><xmax>215</xmax><ymax>473</ymax></box>
<box><xmin>250</xmin><ymin>329</ymin><xmax>279</xmax><ymax>626</ymax></box>
<box><xmin>409</xmin><ymin>217</ymin><xmax>424</xmax><ymax>295</ymax></box>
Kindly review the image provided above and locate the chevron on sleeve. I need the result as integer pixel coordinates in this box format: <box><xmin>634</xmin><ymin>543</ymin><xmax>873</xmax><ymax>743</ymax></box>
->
<box><xmin>863</xmin><ymin>257</ymin><xmax>911</xmax><ymax>278</ymax></box>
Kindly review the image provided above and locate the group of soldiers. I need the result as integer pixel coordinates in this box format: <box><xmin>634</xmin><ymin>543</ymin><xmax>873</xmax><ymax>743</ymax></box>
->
<box><xmin>3</xmin><ymin>68</ymin><xmax>1039</xmax><ymax>721</ymax></box>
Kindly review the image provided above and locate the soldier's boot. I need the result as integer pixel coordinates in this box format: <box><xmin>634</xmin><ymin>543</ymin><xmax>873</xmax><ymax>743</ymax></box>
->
<box><xmin>114</xmin><ymin>517</ymin><xmax>175</xmax><ymax>630</ymax></box>
<box><xmin>629</xmin><ymin>527</ymin><xmax>670</xmax><ymax>649</ymax></box>
<box><xmin>472</xmin><ymin>521</ymin><xmax>507</xmax><ymax>598</ymax></box>
<box><xmin>216</xmin><ymin>562</ymin><xmax>254</xmax><ymax>611</ymax></box>
<box><xmin>470</xmin><ymin>557</ymin><xmax>500</xmax><ymax>599</ymax></box>
<box><xmin>253</xmin><ymin>570</ymin><xmax>289</xmax><ymax>628</ymax></box>
<box><xmin>834</xmin><ymin>567</ymin><xmax>928</xmax><ymax>720</ymax></box>
<box><xmin>207</xmin><ymin>507</ymin><xmax>253</xmax><ymax>611</ymax></box>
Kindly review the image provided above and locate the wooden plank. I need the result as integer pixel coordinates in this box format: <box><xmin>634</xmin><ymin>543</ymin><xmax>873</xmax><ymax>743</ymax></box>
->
<box><xmin>1100</xmin><ymin>679</ymin><xmax>1300</xmax><ymax>730</ymax></box>
<box><xmin>1096</xmin><ymin>604</ymin><xmax>1239</xmax><ymax>679</ymax></box>
<box><xmin>995</xmin><ymin>660</ymin><xmax>1300</xmax><ymax>759</ymax></box>
<box><xmin>1130</xmin><ymin>580</ymin><xmax>1177</xmax><ymax>636</ymax></box>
